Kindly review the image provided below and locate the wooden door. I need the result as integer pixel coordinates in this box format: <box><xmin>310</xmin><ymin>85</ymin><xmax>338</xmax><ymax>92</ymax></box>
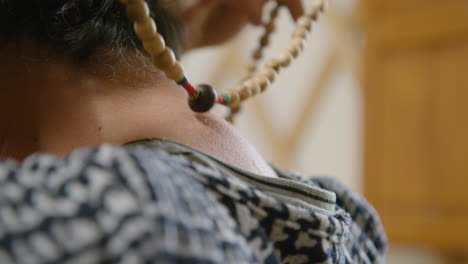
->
<box><xmin>361</xmin><ymin>0</ymin><xmax>468</xmax><ymax>257</ymax></box>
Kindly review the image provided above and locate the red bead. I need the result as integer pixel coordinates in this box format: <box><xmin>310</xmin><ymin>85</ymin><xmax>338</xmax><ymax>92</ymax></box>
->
<box><xmin>217</xmin><ymin>95</ymin><xmax>225</xmax><ymax>104</ymax></box>
<box><xmin>188</xmin><ymin>85</ymin><xmax>217</xmax><ymax>113</ymax></box>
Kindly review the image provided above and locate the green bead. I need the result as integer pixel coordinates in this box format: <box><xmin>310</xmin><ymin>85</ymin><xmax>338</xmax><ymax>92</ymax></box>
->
<box><xmin>222</xmin><ymin>93</ymin><xmax>230</xmax><ymax>105</ymax></box>
<box><xmin>177</xmin><ymin>76</ymin><xmax>188</xmax><ymax>85</ymax></box>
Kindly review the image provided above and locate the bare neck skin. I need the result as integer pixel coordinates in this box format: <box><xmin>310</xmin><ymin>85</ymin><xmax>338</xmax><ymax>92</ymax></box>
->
<box><xmin>0</xmin><ymin>47</ymin><xmax>277</xmax><ymax>178</ymax></box>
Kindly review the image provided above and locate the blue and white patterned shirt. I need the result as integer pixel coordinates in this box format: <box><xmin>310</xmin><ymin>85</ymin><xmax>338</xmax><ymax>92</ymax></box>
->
<box><xmin>0</xmin><ymin>138</ymin><xmax>387</xmax><ymax>263</ymax></box>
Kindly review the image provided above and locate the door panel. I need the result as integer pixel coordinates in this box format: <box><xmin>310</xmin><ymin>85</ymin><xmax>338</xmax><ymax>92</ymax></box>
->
<box><xmin>362</xmin><ymin>0</ymin><xmax>468</xmax><ymax>254</ymax></box>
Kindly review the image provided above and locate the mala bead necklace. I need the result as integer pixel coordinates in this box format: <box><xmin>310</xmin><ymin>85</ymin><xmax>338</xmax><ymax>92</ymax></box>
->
<box><xmin>119</xmin><ymin>0</ymin><xmax>326</xmax><ymax>114</ymax></box>
<box><xmin>227</xmin><ymin>2</ymin><xmax>281</xmax><ymax>122</ymax></box>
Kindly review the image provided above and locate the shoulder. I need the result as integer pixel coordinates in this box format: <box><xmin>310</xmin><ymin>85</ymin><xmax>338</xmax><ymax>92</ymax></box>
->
<box><xmin>0</xmin><ymin>145</ymin><xmax>168</xmax><ymax>209</ymax></box>
<box><xmin>0</xmin><ymin>145</ymin><xmax>256</xmax><ymax>263</ymax></box>
<box><xmin>276</xmin><ymin>168</ymin><xmax>388</xmax><ymax>262</ymax></box>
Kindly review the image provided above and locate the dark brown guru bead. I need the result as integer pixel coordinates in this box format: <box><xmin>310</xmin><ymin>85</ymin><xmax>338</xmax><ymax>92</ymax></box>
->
<box><xmin>189</xmin><ymin>85</ymin><xmax>217</xmax><ymax>113</ymax></box>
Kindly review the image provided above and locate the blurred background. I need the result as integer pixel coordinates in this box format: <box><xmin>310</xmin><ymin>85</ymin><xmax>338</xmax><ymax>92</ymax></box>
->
<box><xmin>182</xmin><ymin>0</ymin><xmax>468</xmax><ymax>263</ymax></box>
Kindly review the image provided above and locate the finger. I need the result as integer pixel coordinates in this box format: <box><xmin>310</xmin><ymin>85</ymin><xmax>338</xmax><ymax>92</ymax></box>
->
<box><xmin>243</xmin><ymin>0</ymin><xmax>265</xmax><ymax>25</ymax></box>
<box><xmin>182</xmin><ymin>0</ymin><xmax>214</xmax><ymax>22</ymax></box>
<box><xmin>279</xmin><ymin>0</ymin><xmax>304</xmax><ymax>20</ymax></box>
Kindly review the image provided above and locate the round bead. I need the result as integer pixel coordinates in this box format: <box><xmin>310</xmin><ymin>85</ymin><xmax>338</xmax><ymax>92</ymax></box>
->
<box><xmin>253</xmin><ymin>49</ymin><xmax>262</xmax><ymax>60</ymax></box>
<box><xmin>133</xmin><ymin>19</ymin><xmax>157</xmax><ymax>40</ymax></box>
<box><xmin>307</xmin><ymin>11</ymin><xmax>319</xmax><ymax>21</ymax></box>
<box><xmin>320</xmin><ymin>0</ymin><xmax>327</xmax><ymax>12</ymax></box>
<box><xmin>260</xmin><ymin>35</ymin><xmax>270</xmax><ymax>46</ymax></box>
<box><xmin>297</xmin><ymin>17</ymin><xmax>312</xmax><ymax>31</ymax></box>
<box><xmin>255</xmin><ymin>75</ymin><xmax>269</xmax><ymax>92</ymax></box>
<box><xmin>291</xmin><ymin>38</ymin><xmax>305</xmax><ymax>52</ymax></box>
<box><xmin>189</xmin><ymin>85</ymin><xmax>217</xmax><ymax>113</ymax></box>
<box><xmin>261</xmin><ymin>68</ymin><xmax>276</xmax><ymax>83</ymax></box>
<box><xmin>239</xmin><ymin>89</ymin><xmax>251</xmax><ymax>101</ymax></box>
<box><xmin>236</xmin><ymin>84</ymin><xmax>251</xmax><ymax>100</ymax></box>
<box><xmin>227</xmin><ymin>90</ymin><xmax>240</xmax><ymax>106</ymax></box>
<box><xmin>244</xmin><ymin>80</ymin><xmax>260</xmax><ymax>96</ymax></box>
<box><xmin>293</xmin><ymin>28</ymin><xmax>307</xmax><ymax>39</ymax></box>
<box><xmin>126</xmin><ymin>0</ymin><xmax>150</xmax><ymax>22</ymax></box>
<box><xmin>143</xmin><ymin>34</ymin><xmax>166</xmax><ymax>56</ymax></box>
<box><xmin>165</xmin><ymin>62</ymin><xmax>184</xmax><ymax>82</ymax></box>
<box><xmin>278</xmin><ymin>52</ymin><xmax>292</xmax><ymax>67</ymax></box>
<box><xmin>220</xmin><ymin>93</ymin><xmax>230</xmax><ymax>105</ymax></box>
<box><xmin>307</xmin><ymin>5</ymin><xmax>320</xmax><ymax>20</ymax></box>
<box><xmin>152</xmin><ymin>47</ymin><xmax>176</xmax><ymax>70</ymax></box>
<box><xmin>266</xmin><ymin>58</ymin><xmax>281</xmax><ymax>71</ymax></box>
<box><xmin>287</xmin><ymin>44</ymin><xmax>300</xmax><ymax>58</ymax></box>
<box><xmin>230</xmin><ymin>104</ymin><xmax>241</xmax><ymax>114</ymax></box>
<box><xmin>265</xmin><ymin>22</ymin><xmax>276</xmax><ymax>33</ymax></box>
<box><xmin>270</xmin><ymin>6</ymin><xmax>279</xmax><ymax>17</ymax></box>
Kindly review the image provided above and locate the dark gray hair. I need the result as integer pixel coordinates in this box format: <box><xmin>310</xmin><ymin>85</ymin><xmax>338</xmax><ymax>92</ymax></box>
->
<box><xmin>0</xmin><ymin>0</ymin><xmax>182</xmax><ymax>63</ymax></box>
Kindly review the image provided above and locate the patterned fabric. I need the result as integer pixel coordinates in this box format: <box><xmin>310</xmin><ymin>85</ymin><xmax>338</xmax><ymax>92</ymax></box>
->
<box><xmin>0</xmin><ymin>138</ymin><xmax>387</xmax><ymax>263</ymax></box>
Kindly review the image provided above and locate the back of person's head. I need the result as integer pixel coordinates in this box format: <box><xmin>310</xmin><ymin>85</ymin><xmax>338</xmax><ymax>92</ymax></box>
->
<box><xmin>0</xmin><ymin>0</ymin><xmax>182</xmax><ymax>64</ymax></box>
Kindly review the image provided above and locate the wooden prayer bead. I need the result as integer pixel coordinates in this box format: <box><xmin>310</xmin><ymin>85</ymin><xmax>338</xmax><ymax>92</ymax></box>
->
<box><xmin>143</xmin><ymin>34</ymin><xmax>166</xmax><ymax>56</ymax></box>
<box><xmin>266</xmin><ymin>58</ymin><xmax>281</xmax><ymax>71</ymax></box>
<box><xmin>189</xmin><ymin>85</ymin><xmax>217</xmax><ymax>113</ymax></box>
<box><xmin>293</xmin><ymin>28</ymin><xmax>307</xmax><ymax>39</ymax></box>
<box><xmin>254</xmin><ymin>75</ymin><xmax>269</xmax><ymax>92</ymax></box>
<box><xmin>297</xmin><ymin>17</ymin><xmax>312</xmax><ymax>31</ymax></box>
<box><xmin>278</xmin><ymin>51</ymin><xmax>292</xmax><ymax>67</ymax></box>
<box><xmin>227</xmin><ymin>104</ymin><xmax>242</xmax><ymax>123</ymax></box>
<box><xmin>133</xmin><ymin>19</ymin><xmax>157</xmax><ymax>40</ymax></box>
<box><xmin>306</xmin><ymin>12</ymin><xmax>318</xmax><ymax>21</ymax></box>
<box><xmin>260</xmin><ymin>35</ymin><xmax>270</xmax><ymax>46</ymax></box>
<box><xmin>319</xmin><ymin>0</ymin><xmax>326</xmax><ymax>12</ymax></box>
<box><xmin>307</xmin><ymin>4</ymin><xmax>321</xmax><ymax>20</ymax></box>
<box><xmin>252</xmin><ymin>83</ymin><xmax>261</xmax><ymax>96</ymax></box>
<box><xmin>291</xmin><ymin>38</ymin><xmax>305</xmax><ymax>52</ymax></box>
<box><xmin>227</xmin><ymin>90</ymin><xmax>240</xmax><ymax>106</ymax></box>
<box><xmin>238</xmin><ymin>85</ymin><xmax>251</xmax><ymax>100</ymax></box>
<box><xmin>152</xmin><ymin>47</ymin><xmax>176</xmax><ymax>69</ymax></box>
<box><xmin>270</xmin><ymin>5</ymin><xmax>279</xmax><ymax>17</ymax></box>
<box><xmin>165</xmin><ymin>62</ymin><xmax>184</xmax><ymax>82</ymax></box>
<box><xmin>261</xmin><ymin>68</ymin><xmax>276</xmax><ymax>83</ymax></box>
<box><xmin>253</xmin><ymin>49</ymin><xmax>262</xmax><ymax>60</ymax></box>
<box><xmin>231</xmin><ymin>104</ymin><xmax>241</xmax><ymax>113</ymax></box>
<box><xmin>126</xmin><ymin>0</ymin><xmax>150</xmax><ymax>22</ymax></box>
<box><xmin>265</xmin><ymin>22</ymin><xmax>276</xmax><ymax>33</ymax></box>
<box><xmin>287</xmin><ymin>44</ymin><xmax>300</xmax><ymax>58</ymax></box>
<box><xmin>244</xmin><ymin>80</ymin><xmax>260</xmax><ymax>96</ymax></box>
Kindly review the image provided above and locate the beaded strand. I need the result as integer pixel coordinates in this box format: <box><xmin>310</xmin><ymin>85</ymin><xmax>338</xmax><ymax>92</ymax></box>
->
<box><xmin>226</xmin><ymin>2</ymin><xmax>281</xmax><ymax>122</ymax></box>
<box><xmin>242</xmin><ymin>3</ymin><xmax>281</xmax><ymax>82</ymax></box>
<box><xmin>224</xmin><ymin>0</ymin><xmax>325</xmax><ymax>113</ymax></box>
<box><xmin>119</xmin><ymin>0</ymin><xmax>219</xmax><ymax>112</ymax></box>
<box><xmin>119</xmin><ymin>0</ymin><xmax>326</xmax><ymax>114</ymax></box>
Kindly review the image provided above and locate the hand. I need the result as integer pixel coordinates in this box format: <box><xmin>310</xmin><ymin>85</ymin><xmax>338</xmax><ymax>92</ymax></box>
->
<box><xmin>181</xmin><ymin>0</ymin><xmax>304</xmax><ymax>51</ymax></box>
